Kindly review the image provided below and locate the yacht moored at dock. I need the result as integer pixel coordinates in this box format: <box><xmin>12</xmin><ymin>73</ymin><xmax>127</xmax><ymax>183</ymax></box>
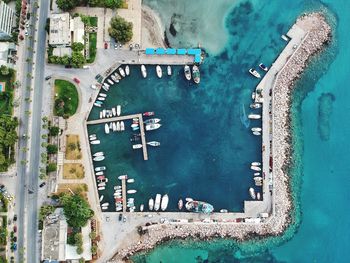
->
<box><xmin>156</xmin><ymin>65</ymin><xmax>162</xmax><ymax>78</ymax></box>
<box><xmin>249</xmin><ymin>68</ymin><xmax>261</xmax><ymax>78</ymax></box>
<box><xmin>144</xmin><ymin>118</ymin><xmax>161</xmax><ymax>124</ymax></box>
<box><xmin>145</xmin><ymin>123</ymin><xmax>161</xmax><ymax>131</ymax></box>
<box><xmin>192</xmin><ymin>65</ymin><xmax>200</xmax><ymax>84</ymax></box>
<box><xmin>119</xmin><ymin>67</ymin><xmax>126</xmax><ymax>77</ymax></box>
<box><xmin>167</xmin><ymin>65</ymin><xmax>172</xmax><ymax>76</ymax></box>
<box><xmin>104</xmin><ymin>123</ymin><xmax>110</xmax><ymax>134</ymax></box>
<box><xmin>248</xmin><ymin>114</ymin><xmax>261</xmax><ymax>119</ymax></box>
<box><xmin>178</xmin><ymin>199</ymin><xmax>183</xmax><ymax>210</ymax></box>
<box><xmin>147</xmin><ymin>141</ymin><xmax>160</xmax><ymax>147</ymax></box>
<box><xmin>185</xmin><ymin>200</ymin><xmax>214</xmax><ymax>213</ymax></box>
<box><xmin>161</xmin><ymin>194</ymin><xmax>169</xmax><ymax>211</ymax></box>
<box><xmin>249</xmin><ymin>187</ymin><xmax>256</xmax><ymax>199</ymax></box>
<box><xmin>148</xmin><ymin>198</ymin><xmax>154</xmax><ymax>211</ymax></box>
<box><xmin>184</xmin><ymin>65</ymin><xmax>191</xmax><ymax>80</ymax></box>
<box><xmin>154</xmin><ymin>194</ymin><xmax>161</xmax><ymax>211</ymax></box>
<box><xmin>125</xmin><ymin>65</ymin><xmax>130</xmax><ymax>76</ymax></box>
<box><xmin>141</xmin><ymin>65</ymin><xmax>147</xmax><ymax>78</ymax></box>
<box><xmin>259</xmin><ymin>63</ymin><xmax>269</xmax><ymax>71</ymax></box>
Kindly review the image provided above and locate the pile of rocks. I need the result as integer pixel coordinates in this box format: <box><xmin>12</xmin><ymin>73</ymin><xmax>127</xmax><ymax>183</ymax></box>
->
<box><xmin>112</xmin><ymin>12</ymin><xmax>331</xmax><ymax>262</ymax></box>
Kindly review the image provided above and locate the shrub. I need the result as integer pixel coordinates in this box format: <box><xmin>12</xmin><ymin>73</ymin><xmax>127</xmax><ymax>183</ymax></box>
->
<box><xmin>47</xmin><ymin>144</ymin><xmax>58</xmax><ymax>154</ymax></box>
<box><xmin>47</xmin><ymin>163</ymin><xmax>57</xmax><ymax>172</ymax></box>
<box><xmin>108</xmin><ymin>15</ymin><xmax>133</xmax><ymax>44</ymax></box>
<box><xmin>49</xmin><ymin>126</ymin><xmax>60</xmax><ymax>136</ymax></box>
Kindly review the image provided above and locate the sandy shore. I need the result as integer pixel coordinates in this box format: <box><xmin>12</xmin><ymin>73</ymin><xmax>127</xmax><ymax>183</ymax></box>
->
<box><xmin>109</xmin><ymin>12</ymin><xmax>331</xmax><ymax>262</ymax></box>
<box><xmin>141</xmin><ymin>5</ymin><xmax>167</xmax><ymax>48</ymax></box>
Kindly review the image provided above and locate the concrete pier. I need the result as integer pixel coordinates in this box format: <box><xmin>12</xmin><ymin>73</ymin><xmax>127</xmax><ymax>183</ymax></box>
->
<box><xmin>87</xmin><ymin>113</ymin><xmax>149</xmax><ymax>161</ymax></box>
<box><xmin>121</xmin><ymin>178</ymin><xmax>127</xmax><ymax>213</ymax></box>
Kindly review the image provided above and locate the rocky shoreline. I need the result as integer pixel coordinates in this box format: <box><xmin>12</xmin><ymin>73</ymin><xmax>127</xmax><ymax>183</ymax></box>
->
<box><xmin>111</xmin><ymin>12</ymin><xmax>332</xmax><ymax>262</ymax></box>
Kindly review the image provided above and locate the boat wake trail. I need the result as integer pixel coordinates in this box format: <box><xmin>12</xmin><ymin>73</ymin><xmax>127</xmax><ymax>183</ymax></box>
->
<box><xmin>240</xmin><ymin>103</ymin><xmax>250</xmax><ymax>128</ymax></box>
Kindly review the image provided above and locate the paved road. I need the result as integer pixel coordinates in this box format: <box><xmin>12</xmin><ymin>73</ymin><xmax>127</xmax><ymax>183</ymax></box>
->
<box><xmin>15</xmin><ymin>0</ymin><xmax>49</xmax><ymax>262</ymax></box>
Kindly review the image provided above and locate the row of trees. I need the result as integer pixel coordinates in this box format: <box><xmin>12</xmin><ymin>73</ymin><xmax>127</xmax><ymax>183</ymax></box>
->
<box><xmin>0</xmin><ymin>116</ymin><xmax>18</xmax><ymax>172</ymax></box>
<box><xmin>48</xmin><ymin>52</ymin><xmax>86</xmax><ymax>68</ymax></box>
<box><xmin>57</xmin><ymin>0</ymin><xmax>124</xmax><ymax>11</ymax></box>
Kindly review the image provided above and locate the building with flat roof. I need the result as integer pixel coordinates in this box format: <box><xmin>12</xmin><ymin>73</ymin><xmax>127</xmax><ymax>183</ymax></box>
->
<box><xmin>41</xmin><ymin>208</ymin><xmax>92</xmax><ymax>262</ymax></box>
<box><xmin>49</xmin><ymin>13</ymin><xmax>71</xmax><ymax>47</ymax></box>
<box><xmin>0</xmin><ymin>1</ymin><xmax>15</xmax><ymax>40</ymax></box>
<box><xmin>49</xmin><ymin>13</ymin><xmax>86</xmax><ymax>48</ymax></box>
<box><xmin>0</xmin><ymin>42</ymin><xmax>17</xmax><ymax>68</ymax></box>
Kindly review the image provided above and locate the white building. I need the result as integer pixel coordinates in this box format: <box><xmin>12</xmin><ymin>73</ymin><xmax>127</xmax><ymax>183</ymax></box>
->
<box><xmin>0</xmin><ymin>42</ymin><xmax>17</xmax><ymax>68</ymax></box>
<box><xmin>0</xmin><ymin>1</ymin><xmax>16</xmax><ymax>40</ymax></box>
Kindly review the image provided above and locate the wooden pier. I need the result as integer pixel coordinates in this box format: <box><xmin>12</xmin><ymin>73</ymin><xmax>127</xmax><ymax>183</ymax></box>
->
<box><xmin>121</xmin><ymin>178</ymin><xmax>127</xmax><ymax>213</ymax></box>
<box><xmin>87</xmin><ymin>113</ymin><xmax>148</xmax><ymax>161</ymax></box>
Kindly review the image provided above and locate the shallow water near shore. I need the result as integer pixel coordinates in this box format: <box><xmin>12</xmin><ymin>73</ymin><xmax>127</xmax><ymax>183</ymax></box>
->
<box><xmin>130</xmin><ymin>0</ymin><xmax>350</xmax><ymax>262</ymax></box>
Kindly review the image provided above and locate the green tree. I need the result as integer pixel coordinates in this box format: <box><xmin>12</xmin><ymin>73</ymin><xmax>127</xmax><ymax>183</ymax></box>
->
<box><xmin>56</xmin><ymin>0</ymin><xmax>81</xmax><ymax>11</ymax></box>
<box><xmin>104</xmin><ymin>0</ymin><xmax>123</xmax><ymax>9</ymax></box>
<box><xmin>68</xmin><ymin>142</ymin><xmax>77</xmax><ymax>151</ymax></box>
<box><xmin>0</xmin><ymin>65</ymin><xmax>9</xmax><ymax>75</ymax></box>
<box><xmin>71</xmin><ymin>52</ymin><xmax>86</xmax><ymax>68</ymax></box>
<box><xmin>39</xmin><ymin>205</ymin><xmax>55</xmax><ymax>221</ymax></box>
<box><xmin>47</xmin><ymin>144</ymin><xmax>58</xmax><ymax>154</ymax></box>
<box><xmin>108</xmin><ymin>15</ymin><xmax>133</xmax><ymax>44</ymax></box>
<box><xmin>49</xmin><ymin>126</ymin><xmax>60</xmax><ymax>136</ymax></box>
<box><xmin>60</xmin><ymin>194</ymin><xmax>94</xmax><ymax>228</ymax></box>
<box><xmin>71</xmin><ymin>42</ymin><xmax>84</xmax><ymax>52</ymax></box>
<box><xmin>47</xmin><ymin>163</ymin><xmax>57</xmax><ymax>172</ymax></box>
<box><xmin>91</xmin><ymin>244</ymin><xmax>98</xmax><ymax>255</ymax></box>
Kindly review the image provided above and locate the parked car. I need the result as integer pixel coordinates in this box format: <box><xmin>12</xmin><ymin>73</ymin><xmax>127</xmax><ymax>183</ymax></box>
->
<box><xmin>45</xmin><ymin>75</ymin><xmax>51</xmax><ymax>80</ymax></box>
<box><xmin>118</xmin><ymin>214</ymin><xmax>122</xmax><ymax>221</ymax></box>
<box><xmin>122</xmin><ymin>215</ymin><xmax>126</xmax><ymax>222</ymax></box>
<box><xmin>39</xmin><ymin>182</ymin><xmax>46</xmax><ymax>188</ymax></box>
<box><xmin>104</xmin><ymin>42</ymin><xmax>108</xmax><ymax>49</ymax></box>
<box><xmin>13</xmin><ymin>215</ymin><xmax>17</xmax><ymax>221</ymax></box>
<box><xmin>83</xmin><ymin>65</ymin><xmax>90</xmax><ymax>69</ymax></box>
<box><xmin>73</xmin><ymin>77</ymin><xmax>80</xmax><ymax>84</ymax></box>
<box><xmin>65</xmin><ymin>64</ymin><xmax>72</xmax><ymax>69</ymax></box>
<box><xmin>13</xmin><ymin>226</ymin><xmax>17</xmax><ymax>232</ymax></box>
<box><xmin>11</xmin><ymin>243</ymin><xmax>17</xmax><ymax>251</ymax></box>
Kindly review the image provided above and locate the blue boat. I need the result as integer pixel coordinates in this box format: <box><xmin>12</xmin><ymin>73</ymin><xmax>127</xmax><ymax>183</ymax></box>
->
<box><xmin>185</xmin><ymin>200</ymin><xmax>214</xmax><ymax>213</ymax></box>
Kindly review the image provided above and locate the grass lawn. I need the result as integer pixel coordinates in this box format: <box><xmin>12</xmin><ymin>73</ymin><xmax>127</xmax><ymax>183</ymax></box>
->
<box><xmin>0</xmin><ymin>71</ymin><xmax>15</xmax><ymax>115</ymax></box>
<box><xmin>63</xmin><ymin>163</ymin><xmax>85</xmax><ymax>179</ymax></box>
<box><xmin>87</xmin><ymin>33</ymin><xmax>97</xmax><ymax>63</ymax></box>
<box><xmin>89</xmin><ymin>16</ymin><xmax>98</xmax><ymax>27</ymax></box>
<box><xmin>56</xmin><ymin>183</ymin><xmax>88</xmax><ymax>199</ymax></box>
<box><xmin>54</xmin><ymin>79</ymin><xmax>79</xmax><ymax>117</ymax></box>
<box><xmin>65</xmin><ymin>134</ymin><xmax>82</xmax><ymax>160</ymax></box>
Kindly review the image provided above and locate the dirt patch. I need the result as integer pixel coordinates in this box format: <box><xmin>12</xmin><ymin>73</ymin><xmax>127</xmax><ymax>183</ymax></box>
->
<box><xmin>63</xmin><ymin>163</ymin><xmax>85</xmax><ymax>179</ymax></box>
<box><xmin>55</xmin><ymin>183</ymin><xmax>88</xmax><ymax>199</ymax></box>
<box><xmin>65</xmin><ymin>134</ymin><xmax>82</xmax><ymax>160</ymax></box>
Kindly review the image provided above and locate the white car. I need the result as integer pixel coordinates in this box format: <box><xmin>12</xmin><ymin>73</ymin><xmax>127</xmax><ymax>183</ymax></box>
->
<box><xmin>24</xmin><ymin>29</ymin><xmax>29</xmax><ymax>36</ymax></box>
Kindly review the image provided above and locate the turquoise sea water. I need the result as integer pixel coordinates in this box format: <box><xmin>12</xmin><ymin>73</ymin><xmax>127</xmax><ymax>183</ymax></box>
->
<box><xmin>128</xmin><ymin>0</ymin><xmax>350</xmax><ymax>262</ymax></box>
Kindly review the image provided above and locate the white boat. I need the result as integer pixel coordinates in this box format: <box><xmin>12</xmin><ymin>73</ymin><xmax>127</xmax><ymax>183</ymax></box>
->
<box><xmin>120</xmin><ymin>121</ymin><xmax>125</xmax><ymax>131</ymax></box>
<box><xmin>94</xmin><ymin>103</ymin><xmax>102</xmax><ymax>107</ymax></box>
<box><xmin>90</xmin><ymin>140</ymin><xmax>100</xmax><ymax>145</ymax></box>
<box><xmin>101</xmin><ymin>86</ymin><xmax>109</xmax><ymax>92</ymax></box>
<box><xmin>251</xmin><ymin>92</ymin><xmax>256</xmax><ymax>100</ymax></box>
<box><xmin>118</xmin><ymin>175</ymin><xmax>128</xmax><ymax>180</ymax></box>
<box><xmin>94</xmin><ymin>156</ymin><xmax>105</xmax><ymax>162</ymax></box>
<box><xmin>140</xmin><ymin>204</ymin><xmax>144</xmax><ymax>212</ymax></box>
<box><xmin>117</xmin><ymin>105</ymin><xmax>121</xmax><ymax>116</ymax></box>
<box><xmin>95</xmin><ymin>166</ymin><xmax>106</xmax><ymax>172</ymax></box>
<box><xmin>98</xmin><ymin>186</ymin><xmax>105</xmax><ymax>190</ymax></box>
<box><xmin>161</xmin><ymin>194</ymin><xmax>169</xmax><ymax>211</ymax></box>
<box><xmin>167</xmin><ymin>65</ymin><xmax>172</xmax><ymax>76</ymax></box>
<box><xmin>105</xmin><ymin>123</ymin><xmax>110</xmax><ymax>134</ymax></box>
<box><xmin>178</xmin><ymin>199</ymin><xmax>183</xmax><ymax>210</ymax></box>
<box><xmin>101</xmin><ymin>202</ymin><xmax>109</xmax><ymax>206</ymax></box>
<box><xmin>131</xmin><ymin>123</ymin><xmax>139</xmax><ymax>128</ymax></box>
<box><xmin>251</xmin><ymin>162</ymin><xmax>261</xmax><ymax>166</ymax></box>
<box><xmin>125</xmin><ymin>65</ymin><xmax>130</xmax><ymax>76</ymax></box>
<box><xmin>249</xmin><ymin>68</ymin><xmax>261</xmax><ymax>78</ymax></box>
<box><xmin>132</xmin><ymin>144</ymin><xmax>142</xmax><ymax>149</ymax></box>
<box><xmin>248</xmin><ymin>114</ymin><xmax>261</xmax><ymax>119</ymax></box>
<box><xmin>93</xmin><ymin>152</ymin><xmax>104</xmax><ymax>157</ymax></box>
<box><xmin>192</xmin><ymin>65</ymin><xmax>200</xmax><ymax>84</ymax></box>
<box><xmin>156</xmin><ymin>65</ymin><xmax>162</xmax><ymax>78</ymax></box>
<box><xmin>251</xmin><ymin>127</ymin><xmax>262</xmax><ymax>132</ymax></box>
<box><xmin>148</xmin><ymin>198</ymin><xmax>154</xmax><ymax>210</ymax></box>
<box><xmin>114</xmin><ymin>72</ymin><xmax>121</xmax><ymax>80</ymax></box>
<box><xmin>127</xmin><ymin>189</ymin><xmax>137</xmax><ymax>194</ymax></box>
<box><xmin>116</xmin><ymin>207</ymin><xmax>122</xmax><ymax>212</ymax></box>
<box><xmin>141</xmin><ymin>65</ymin><xmax>147</xmax><ymax>78</ymax></box>
<box><xmin>147</xmin><ymin>141</ymin><xmax>160</xmax><ymax>147</ymax></box>
<box><xmin>184</xmin><ymin>65</ymin><xmax>191</xmax><ymax>80</ymax></box>
<box><xmin>111</xmin><ymin>122</ymin><xmax>116</xmax><ymax>132</ymax></box>
<box><xmin>259</xmin><ymin>63</ymin><xmax>269</xmax><ymax>72</ymax></box>
<box><xmin>103</xmin><ymin>83</ymin><xmax>110</xmax><ymax>88</ymax></box>
<box><xmin>97</xmin><ymin>97</ymin><xmax>105</xmax><ymax>101</ymax></box>
<box><xmin>257</xmin><ymin>192</ymin><xmax>261</xmax><ymax>200</ymax></box>
<box><xmin>98</xmin><ymin>182</ymin><xmax>106</xmax><ymax>187</ymax></box>
<box><xmin>145</xmin><ymin>123</ymin><xmax>161</xmax><ymax>131</ymax></box>
<box><xmin>89</xmin><ymin>136</ymin><xmax>97</xmax><ymax>141</ymax></box>
<box><xmin>91</xmin><ymin>84</ymin><xmax>97</xmax><ymax>90</ymax></box>
<box><xmin>107</xmin><ymin>79</ymin><xmax>114</xmax><ymax>85</ymax></box>
<box><xmin>127</xmin><ymin>178</ymin><xmax>134</xmax><ymax>183</ymax></box>
<box><xmin>89</xmin><ymin>133</ymin><xmax>96</xmax><ymax>138</ymax></box>
<box><xmin>250</xmin><ymin>102</ymin><xmax>262</xmax><ymax>109</ymax></box>
<box><xmin>99</xmin><ymin>93</ymin><xmax>107</xmax><ymax>98</ymax></box>
<box><xmin>185</xmin><ymin>197</ymin><xmax>193</xmax><ymax>202</ymax></box>
<box><xmin>99</xmin><ymin>195</ymin><xmax>104</xmax><ymax>202</ymax></box>
<box><xmin>220</xmin><ymin>209</ymin><xmax>228</xmax><ymax>213</ymax></box>
<box><xmin>116</xmin><ymin>121</ymin><xmax>121</xmax><ymax>131</ymax></box>
<box><xmin>111</xmin><ymin>75</ymin><xmax>117</xmax><ymax>82</ymax></box>
<box><xmin>112</xmin><ymin>107</ymin><xmax>116</xmax><ymax>117</ymax></box>
<box><xmin>102</xmin><ymin>109</ymin><xmax>106</xmax><ymax>118</ymax></box>
<box><xmin>119</xmin><ymin>67</ymin><xmax>126</xmax><ymax>77</ymax></box>
<box><xmin>99</xmin><ymin>112</ymin><xmax>103</xmax><ymax>119</ymax></box>
<box><xmin>249</xmin><ymin>187</ymin><xmax>256</xmax><ymax>199</ymax></box>
<box><xmin>114</xmin><ymin>185</ymin><xmax>122</xmax><ymax>189</ymax></box>
<box><xmin>253</xmin><ymin>131</ymin><xmax>261</xmax><ymax>136</ymax></box>
<box><xmin>95</xmin><ymin>171</ymin><xmax>104</xmax><ymax>176</ymax></box>
<box><xmin>154</xmin><ymin>194</ymin><xmax>161</xmax><ymax>211</ymax></box>
<box><xmin>144</xmin><ymin>118</ymin><xmax>161</xmax><ymax>124</ymax></box>
<box><xmin>253</xmin><ymin>172</ymin><xmax>260</xmax><ymax>176</ymax></box>
<box><xmin>251</xmin><ymin>166</ymin><xmax>261</xmax><ymax>171</ymax></box>
<box><xmin>109</xmin><ymin>122</ymin><xmax>113</xmax><ymax>129</ymax></box>
<box><xmin>102</xmin><ymin>206</ymin><xmax>108</xmax><ymax>210</ymax></box>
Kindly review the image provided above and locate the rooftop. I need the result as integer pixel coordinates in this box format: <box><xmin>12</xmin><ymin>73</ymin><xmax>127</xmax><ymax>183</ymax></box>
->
<box><xmin>49</xmin><ymin>13</ymin><xmax>71</xmax><ymax>46</ymax></box>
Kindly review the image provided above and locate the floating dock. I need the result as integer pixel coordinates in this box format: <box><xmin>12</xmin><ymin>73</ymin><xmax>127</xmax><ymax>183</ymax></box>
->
<box><xmin>121</xmin><ymin>178</ymin><xmax>127</xmax><ymax>213</ymax></box>
<box><xmin>87</xmin><ymin>114</ymin><xmax>148</xmax><ymax>161</ymax></box>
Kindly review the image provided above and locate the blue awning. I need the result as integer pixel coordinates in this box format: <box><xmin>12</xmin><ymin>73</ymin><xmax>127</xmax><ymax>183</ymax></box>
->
<box><xmin>166</xmin><ymin>48</ymin><xmax>176</xmax><ymax>55</ymax></box>
<box><xmin>194</xmin><ymin>54</ymin><xmax>201</xmax><ymax>63</ymax></box>
<box><xmin>156</xmin><ymin>48</ymin><xmax>165</xmax><ymax>55</ymax></box>
<box><xmin>145</xmin><ymin>48</ymin><xmax>155</xmax><ymax>55</ymax></box>
<box><xmin>177</xmin><ymin>49</ymin><xmax>187</xmax><ymax>55</ymax></box>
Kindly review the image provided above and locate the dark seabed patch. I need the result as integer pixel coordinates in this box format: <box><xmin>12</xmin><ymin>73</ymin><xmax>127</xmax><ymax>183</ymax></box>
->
<box><xmin>317</xmin><ymin>93</ymin><xmax>335</xmax><ymax>141</ymax></box>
